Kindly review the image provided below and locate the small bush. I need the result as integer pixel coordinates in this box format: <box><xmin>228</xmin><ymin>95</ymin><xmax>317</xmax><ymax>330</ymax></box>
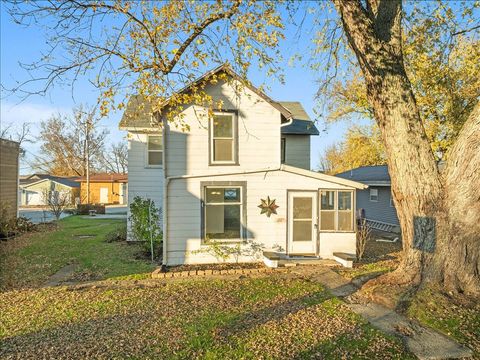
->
<box><xmin>356</xmin><ymin>219</ymin><xmax>371</xmax><ymax>260</ymax></box>
<box><xmin>76</xmin><ymin>204</ymin><xmax>106</xmax><ymax>215</ymax></box>
<box><xmin>15</xmin><ymin>217</ymin><xmax>37</xmax><ymax>233</ymax></box>
<box><xmin>104</xmin><ymin>223</ymin><xmax>127</xmax><ymax>243</ymax></box>
<box><xmin>0</xmin><ymin>206</ymin><xmax>36</xmax><ymax>239</ymax></box>
<box><xmin>129</xmin><ymin>196</ymin><xmax>162</xmax><ymax>260</ymax></box>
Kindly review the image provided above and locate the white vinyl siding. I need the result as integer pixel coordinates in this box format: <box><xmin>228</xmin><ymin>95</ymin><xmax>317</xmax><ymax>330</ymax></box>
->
<box><xmin>165</xmin><ymin>79</ymin><xmax>281</xmax><ymax>176</ymax></box>
<box><xmin>127</xmin><ymin>132</ymin><xmax>164</xmax><ymax>236</ymax></box>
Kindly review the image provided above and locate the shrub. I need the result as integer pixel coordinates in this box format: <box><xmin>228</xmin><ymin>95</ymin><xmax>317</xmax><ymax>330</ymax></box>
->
<box><xmin>129</xmin><ymin>196</ymin><xmax>162</xmax><ymax>260</ymax></box>
<box><xmin>104</xmin><ymin>223</ymin><xmax>127</xmax><ymax>243</ymax></box>
<box><xmin>356</xmin><ymin>219</ymin><xmax>371</xmax><ymax>260</ymax></box>
<box><xmin>0</xmin><ymin>205</ymin><xmax>36</xmax><ymax>239</ymax></box>
<box><xmin>193</xmin><ymin>240</ymin><xmax>264</xmax><ymax>263</ymax></box>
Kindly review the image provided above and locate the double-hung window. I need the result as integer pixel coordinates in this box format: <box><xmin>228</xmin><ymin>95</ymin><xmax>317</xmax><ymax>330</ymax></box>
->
<box><xmin>210</xmin><ymin>112</ymin><xmax>237</xmax><ymax>164</ymax></box>
<box><xmin>319</xmin><ymin>190</ymin><xmax>354</xmax><ymax>232</ymax></box>
<box><xmin>147</xmin><ymin>135</ymin><xmax>163</xmax><ymax>166</ymax></box>
<box><xmin>369</xmin><ymin>188</ymin><xmax>378</xmax><ymax>202</ymax></box>
<box><xmin>204</xmin><ymin>186</ymin><xmax>242</xmax><ymax>242</ymax></box>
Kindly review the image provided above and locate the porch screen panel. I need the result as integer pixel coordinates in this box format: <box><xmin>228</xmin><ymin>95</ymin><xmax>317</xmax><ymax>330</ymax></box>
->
<box><xmin>320</xmin><ymin>191</ymin><xmax>335</xmax><ymax>230</ymax></box>
<box><xmin>292</xmin><ymin>197</ymin><xmax>312</xmax><ymax>242</ymax></box>
<box><xmin>338</xmin><ymin>191</ymin><xmax>353</xmax><ymax>231</ymax></box>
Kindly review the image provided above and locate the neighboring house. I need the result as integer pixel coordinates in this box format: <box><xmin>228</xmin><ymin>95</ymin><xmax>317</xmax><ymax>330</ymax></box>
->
<box><xmin>77</xmin><ymin>173</ymin><xmax>128</xmax><ymax>204</ymax></box>
<box><xmin>119</xmin><ymin>64</ymin><xmax>367</xmax><ymax>266</ymax></box>
<box><xmin>0</xmin><ymin>139</ymin><xmax>20</xmax><ymax>219</ymax></box>
<box><xmin>336</xmin><ymin>165</ymin><xmax>400</xmax><ymax>232</ymax></box>
<box><xmin>19</xmin><ymin>174</ymin><xmax>80</xmax><ymax>206</ymax></box>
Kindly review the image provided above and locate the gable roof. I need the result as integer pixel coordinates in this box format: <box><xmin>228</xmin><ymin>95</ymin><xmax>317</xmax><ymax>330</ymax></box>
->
<box><xmin>279</xmin><ymin>101</ymin><xmax>319</xmax><ymax>136</ymax></box>
<box><xmin>335</xmin><ymin>165</ymin><xmax>390</xmax><ymax>186</ymax></box>
<box><xmin>119</xmin><ymin>64</ymin><xmax>317</xmax><ymax>136</ymax></box>
<box><xmin>20</xmin><ymin>176</ymin><xmax>80</xmax><ymax>189</ymax></box>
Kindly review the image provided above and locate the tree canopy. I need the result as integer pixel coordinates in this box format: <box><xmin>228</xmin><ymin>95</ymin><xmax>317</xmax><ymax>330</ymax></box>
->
<box><xmin>322</xmin><ymin>1</ymin><xmax>480</xmax><ymax>160</ymax></box>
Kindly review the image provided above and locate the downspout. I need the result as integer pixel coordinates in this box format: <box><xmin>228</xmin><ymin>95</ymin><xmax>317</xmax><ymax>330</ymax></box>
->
<box><xmin>161</xmin><ymin>114</ymin><xmax>169</xmax><ymax>267</ymax></box>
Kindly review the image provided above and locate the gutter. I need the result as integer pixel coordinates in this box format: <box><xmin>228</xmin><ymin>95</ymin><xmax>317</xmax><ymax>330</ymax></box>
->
<box><xmin>280</xmin><ymin>117</ymin><xmax>294</xmax><ymax>127</ymax></box>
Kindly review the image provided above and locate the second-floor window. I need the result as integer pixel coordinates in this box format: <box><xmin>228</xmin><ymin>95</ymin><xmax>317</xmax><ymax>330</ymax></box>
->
<box><xmin>281</xmin><ymin>138</ymin><xmax>286</xmax><ymax>163</ymax></box>
<box><xmin>210</xmin><ymin>112</ymin><xmax>237</xmax><ymax>165</ymax></box>
<box><xmin>147</xmin><ymin>135</ymin><xmax>163</xmax><ymax>166</ymax></box>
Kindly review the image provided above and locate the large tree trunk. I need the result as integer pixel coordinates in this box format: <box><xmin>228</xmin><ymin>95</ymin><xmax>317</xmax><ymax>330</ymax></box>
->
<box><xmin>334</xmin><ymin>0</ymin><xmax>480</xmax><ymax>295</ymax></box>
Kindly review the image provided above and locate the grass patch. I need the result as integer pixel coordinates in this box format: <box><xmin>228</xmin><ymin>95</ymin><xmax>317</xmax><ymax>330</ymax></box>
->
<box><xmin>408</xmin><ymin>287</ymin><xmax>480</xmax><ymax>356</ymax></box>
<box><xmin>0</xmin><ymin>216</ymin><xmax>155</xmax><ymax>290</ymax></box>
<box><xmin>0</xmin><ymin>275</ymin><xmax>413</xmax><ymax>359</ymax></box>
<box><xmin>337</xmin><ymin>259</ymin><xmax>397</xmax><ymax>280</ymax></box>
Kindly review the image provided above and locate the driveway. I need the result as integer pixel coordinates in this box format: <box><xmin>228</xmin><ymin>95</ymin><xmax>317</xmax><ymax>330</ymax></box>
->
<box><xmin>19</xmin><ymin>208</ymin><xmax>71</xmax><ymax>224</ymax></box>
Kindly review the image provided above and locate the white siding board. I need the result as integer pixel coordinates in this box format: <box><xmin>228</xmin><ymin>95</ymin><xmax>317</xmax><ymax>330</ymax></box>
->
<box><xmin>126</xmin><ymin>132</ymin><xmax>164</xmax><ymax>240</ymax></box>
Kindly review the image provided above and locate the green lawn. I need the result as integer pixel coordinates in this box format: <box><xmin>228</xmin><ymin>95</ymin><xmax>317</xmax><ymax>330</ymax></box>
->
<box><xmin>0</xmin><ymin>216</ymin><xmax>155</xmax><ymax>291</ymax></box>
<box><xmin>0</xmin><ymin>276</ymin><xmax>413</xmax><ymax>359</ymax></box>
<box><xmin>408</xmin><ymin>287</ymin><xmax>480</xmax><ymax>357</ymax></box>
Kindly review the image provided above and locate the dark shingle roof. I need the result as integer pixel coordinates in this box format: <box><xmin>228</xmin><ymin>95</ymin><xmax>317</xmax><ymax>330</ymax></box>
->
<box><xmin>335</xmin><ymin>165</ymin><xmax>390</xmax><ymax>185</ymax></box>
<box><xmin>278</xmin><ymin>101</ymin><xmax>310</xmax><ymax>121</ymax></box>
<box><xmin>278</xmin><ymin>101</ymin><xmax>319</xmax><ymax>135</ymax></box>
<box><xmin>281</xmin><ymin>119</ymin><xmax>319</xmax><ymax>135</ymax></box>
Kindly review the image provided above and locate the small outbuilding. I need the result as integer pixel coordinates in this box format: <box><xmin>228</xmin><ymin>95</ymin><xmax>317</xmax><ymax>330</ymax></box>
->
<box><xmin>77</xmin><ymin>173</ymin><xmax>128</xmax><ymax>204</ymax></box>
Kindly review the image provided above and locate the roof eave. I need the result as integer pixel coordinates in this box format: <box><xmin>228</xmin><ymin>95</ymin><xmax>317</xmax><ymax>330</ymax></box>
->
<box><xmin>280</xmin><ymin>164</ymin><xmax>368</xmax><ymax>189</ymax></box>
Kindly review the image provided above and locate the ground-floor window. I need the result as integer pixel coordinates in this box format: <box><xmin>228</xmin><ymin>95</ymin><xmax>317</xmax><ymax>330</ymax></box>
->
<box><xmin>320</xmin><ymin>190</ymin><xmax>354</xmax><ymax>231</ymax></box>
<box><xmin>203</xmin><ymin>186</ymin><xmax>243</xmax><ymax>242</ymax></box>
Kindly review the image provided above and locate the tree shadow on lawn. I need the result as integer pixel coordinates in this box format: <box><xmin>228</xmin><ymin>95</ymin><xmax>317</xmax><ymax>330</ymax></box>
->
<box><xmin>0</xmin><ymin>312</ymin><xmax>185</xmax><ymax>359</ymax></box>
<box><xmin>1</xmin><ymin>276</ymin><xmax>411</xmax><ymax>359</ymax></box>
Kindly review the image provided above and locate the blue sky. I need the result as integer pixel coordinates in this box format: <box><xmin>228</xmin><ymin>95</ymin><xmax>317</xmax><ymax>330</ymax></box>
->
<box><xmin>0</xmin><ymin>2</ymin><xmax>359</xmax><ymax>174</ymax></box>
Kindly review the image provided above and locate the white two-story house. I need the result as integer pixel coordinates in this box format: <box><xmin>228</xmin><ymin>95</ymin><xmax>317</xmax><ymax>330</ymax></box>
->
<box><xmin>119</xmin><ymin>64</ymin><xmax>366</xmax><ymax>266</ymax></box>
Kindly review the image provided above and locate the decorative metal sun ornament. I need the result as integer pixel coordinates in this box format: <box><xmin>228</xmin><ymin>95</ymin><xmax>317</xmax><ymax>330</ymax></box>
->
<box><xmin>258</xmin><ymin>196</ymin><xmax>279</xmax><ymax>217</ymax></box>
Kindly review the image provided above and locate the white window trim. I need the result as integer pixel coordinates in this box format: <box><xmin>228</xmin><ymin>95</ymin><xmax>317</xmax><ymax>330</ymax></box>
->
<box><xmin>210</xmin><ymin>112</ymin><xmax>237</xmax><ymax>165</ymax></box>
<box><xmin>390</xmin><ymin>195</ymin><xmax>394</xmax><ymax>207</ymax></box>
<box><xmin>369</xmin><ymin>188</ymin><xmax>378</xmax><ymax>202</ymax></box>
<box><xmin>204</xmin><ymin>185</ymin><xmax>243</xmax><ymax>243</ymax></box>
<box><xmin>319</xmin><ymin>190</ymin><xmax>354</xmax><ymax>233</ymax></box>
<box><xmin>145</xmin><ymin>134</ymin><xmax>163</xmax><ymax>168</ymax></box>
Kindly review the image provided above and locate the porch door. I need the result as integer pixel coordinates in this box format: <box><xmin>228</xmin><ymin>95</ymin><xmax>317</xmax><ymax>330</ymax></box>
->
<box><xmin>288</xmin><ymin>192</ymin><xmax>317</xmax><ymax>255</ymax></box>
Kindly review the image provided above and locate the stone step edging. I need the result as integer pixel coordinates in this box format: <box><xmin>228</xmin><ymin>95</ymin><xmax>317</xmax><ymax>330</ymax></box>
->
<box><xmin>151</xmin><ymin>266</ymin><xmax>288</xmax><ymax>279</ymax></box>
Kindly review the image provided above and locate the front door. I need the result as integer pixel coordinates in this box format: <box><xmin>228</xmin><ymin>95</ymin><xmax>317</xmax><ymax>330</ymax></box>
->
<box><xmin>100</xmin><ymin>187</ymin><xmax>109</xmax><ymax>204</ymax></box>
<box><xmin>288</xmin><ymin>191</ymin><xmax>317</xmax><ymax>255</ymax></box>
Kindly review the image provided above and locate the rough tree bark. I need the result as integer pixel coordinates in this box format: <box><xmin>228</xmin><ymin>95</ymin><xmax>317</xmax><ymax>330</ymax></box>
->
<box><xmin>333</xmin><ymin>0</ymin><xmax>480</xmax><ymax>295</ymax></box>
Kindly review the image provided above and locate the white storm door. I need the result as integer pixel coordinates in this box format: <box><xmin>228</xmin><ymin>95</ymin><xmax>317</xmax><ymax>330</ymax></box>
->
<box><xmin>100</xmin><ymin>187</ymin><xmax>109</xmax><ymax>203</ymax></box>
<box><xmin>288</xmin><ymin>192</ymin><xmax>317</xmax><ymax>255</ymax></box>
